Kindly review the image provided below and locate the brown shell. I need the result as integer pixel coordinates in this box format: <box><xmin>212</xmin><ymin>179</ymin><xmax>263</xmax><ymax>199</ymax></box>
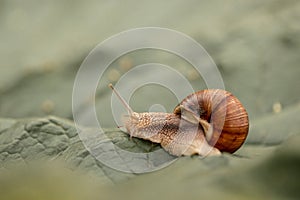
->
<box><xmin>173</xmin><ymin>89</ymin><xmax>249</xmax><ymax>153</ymax></box>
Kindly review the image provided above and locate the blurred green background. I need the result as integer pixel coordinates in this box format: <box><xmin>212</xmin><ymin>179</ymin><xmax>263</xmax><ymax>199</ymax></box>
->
<box><xmin>0</xmin><ymin>0</ymin><xmax>300</xmax><ymax>199</ymax></box>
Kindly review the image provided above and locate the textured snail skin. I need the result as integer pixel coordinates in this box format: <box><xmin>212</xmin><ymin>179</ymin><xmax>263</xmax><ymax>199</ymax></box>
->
<box><xmin>124</xmin><ymin>112</ymin><xmax>221</xmax><ymax>156</ymax></box>
<box><xmin>174</xmin><ymin>89</ymin><xmax>249</xmax><ymax>153</ymax></box>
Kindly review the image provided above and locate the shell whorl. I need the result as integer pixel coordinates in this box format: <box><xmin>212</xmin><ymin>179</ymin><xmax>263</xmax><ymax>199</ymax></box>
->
<box><xmin>174</xmin><ymin>89</ymin><xmax>249</xmax><ymax>153</ymax></box>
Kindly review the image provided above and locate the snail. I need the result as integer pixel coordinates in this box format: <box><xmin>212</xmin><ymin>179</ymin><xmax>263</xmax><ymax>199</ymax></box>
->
<box><xmin>109</xmin><ymin>84</ymin><xmax>249</xmax><ymax>157</ymax></box>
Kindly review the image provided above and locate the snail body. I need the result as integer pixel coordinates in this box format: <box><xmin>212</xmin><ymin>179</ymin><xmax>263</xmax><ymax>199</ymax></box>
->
<box><xmin>109</xmin><ymin>84</ymin><xmax>249</xmax><ymax>157</ymax></box>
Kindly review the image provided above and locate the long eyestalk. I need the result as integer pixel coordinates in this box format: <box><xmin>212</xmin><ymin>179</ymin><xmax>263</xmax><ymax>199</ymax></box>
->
<box><xmin>108</xmin><ymin>83</ymin><xmax>133</xmax><ymax>114</ymax></box>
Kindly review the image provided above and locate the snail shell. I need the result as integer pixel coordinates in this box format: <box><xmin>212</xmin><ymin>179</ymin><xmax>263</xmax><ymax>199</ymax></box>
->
<box><xmin>174</xmin><ymin>89</ymin><xmax>249</xmax><ymax>153</ymax></box>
